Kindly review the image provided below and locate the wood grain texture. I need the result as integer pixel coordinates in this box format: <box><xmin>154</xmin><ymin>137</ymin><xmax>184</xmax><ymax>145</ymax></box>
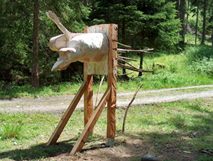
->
<box><xmin>107</xmin><ymin>24</ymin><xmax>118</xmax><ymax>139</ymax></box>
<box><xmin>84</xmin><ymin>75</ymin><xmax>93</xmax><ymax>131</ymax></box>
<box><xmin>70</xmin><ymin>88</ymin><xmax>110</xmax><ymax>155</ymax></box>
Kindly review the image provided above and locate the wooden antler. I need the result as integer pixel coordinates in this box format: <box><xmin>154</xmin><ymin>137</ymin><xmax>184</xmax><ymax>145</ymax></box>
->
<box><xmin>46</xmin><ymin>10</ymin><xmax>71</xmax><ymax>40</ymax></box>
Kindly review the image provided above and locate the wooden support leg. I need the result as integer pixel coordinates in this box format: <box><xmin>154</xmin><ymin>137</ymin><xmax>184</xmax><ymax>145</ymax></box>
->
<box><xmin>47</xmin><ymin>81</ymin><xmax>87</xmax><ymax>146</ymax></box>
<box><xmin>84</xmin><ymin>75</ymin><xmax>93</xmax><ymax>133</ymax></box>
<box><xmin>70</xmin><ymin>88</ymin><xmax>110</xmax><ymax>155</ymax></box>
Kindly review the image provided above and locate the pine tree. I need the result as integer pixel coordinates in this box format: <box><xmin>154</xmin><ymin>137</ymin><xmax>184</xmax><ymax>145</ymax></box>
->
<box><xmin>32</xmin><ymin>0</ymin><xmax>40</xmax><ymax>87</ymax></box>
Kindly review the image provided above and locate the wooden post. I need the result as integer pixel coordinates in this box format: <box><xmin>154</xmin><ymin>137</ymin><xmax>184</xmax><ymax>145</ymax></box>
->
<box><xmin>107</xmin><ymin>24</ymin><xmax>117</xmax><ymax>143</ymax></box>
<box><xmin>84</xmin><ymin>75</ymin><xmax>93</xmax><ymax>131</ymax></box>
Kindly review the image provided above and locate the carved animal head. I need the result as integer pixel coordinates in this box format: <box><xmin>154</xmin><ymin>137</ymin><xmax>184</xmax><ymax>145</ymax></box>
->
<box><xmin>47</xmin><ymin>11</ymin><xmax>108</xmax><ymax>71</ymax></box>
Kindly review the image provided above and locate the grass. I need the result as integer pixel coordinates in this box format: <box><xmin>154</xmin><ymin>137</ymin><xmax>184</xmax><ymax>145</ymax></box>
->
<box><xmin>0</xmin><ymin>124</ymin><xmax>23</xmax><ymax>140</ymax></box>
<box><xmin>0</xmin><ymin>98</ymin><xmax>212</xmax><ymax>161</ymax></box>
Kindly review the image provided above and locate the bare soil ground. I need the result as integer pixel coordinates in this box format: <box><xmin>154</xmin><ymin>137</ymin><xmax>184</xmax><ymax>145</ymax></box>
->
<box><xmin>39</xmin><ymin>131</ymin><xmax>201</xmax><ymax>161</ymax></box>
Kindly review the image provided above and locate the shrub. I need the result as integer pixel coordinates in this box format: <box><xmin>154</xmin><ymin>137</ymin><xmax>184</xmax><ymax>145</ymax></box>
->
<box><xmin>190</xmin><ymin>58</ymin><xmax>213</xmax><ymax>76</ymax></box>
<box><xmin>186</xmin><ymin>46</ymin><xmax>213</xmax><ymax>76</ymax></box>
<box><xmin>186</xmin><ymin>46</ymin><xmax>213</xmax><ymax>62</ymax></box>
<box><xmin>0</xmin><ymin>124</ymin><xmax>23</xmax><ymax>140</ymax></box>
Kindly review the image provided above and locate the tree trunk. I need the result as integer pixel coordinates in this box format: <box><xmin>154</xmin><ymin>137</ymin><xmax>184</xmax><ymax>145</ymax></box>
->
<box><xmin>138</xmin><ymin>55</ymin><xmax>143</xmax><ymax>77</ymax></box>
<box><xmin>178</xmin><ymin>0</ymin><xmax>186</xmax><ymax>47</ymax></box>
<box><xmin>195</xmin><ymin>6</ymin><xmax>199</xmax><ymax>45</ymax></box>
<box><xmin>201</xmin><ymin>0</ymin><xmax>207</xmax><ymax>45</ymax></box>
<box><xmin>121</xmin><ymin>19</ymin><xmax>128</xmax><ymax>79</ymax></box>
<box><xmin>32</xmin><ymin>0</ymin><xmax>39</xmax><ymax>87</ymax></box>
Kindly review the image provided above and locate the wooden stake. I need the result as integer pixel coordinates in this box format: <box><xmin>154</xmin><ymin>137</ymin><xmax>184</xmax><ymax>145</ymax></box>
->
<box><xmin>47</xmin><ymin>81</ymin><xmax>87</xmax><ymax>145</ymax></box>
<box><xmin>70</xmin><ymin>88</ymin><xmax>110</xmax><ymax>154</ymax></box>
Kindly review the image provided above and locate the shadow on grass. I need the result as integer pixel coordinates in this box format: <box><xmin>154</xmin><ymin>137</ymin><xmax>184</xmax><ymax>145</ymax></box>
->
<box><xmin>0</xmin><ymin>140</ymin><xmax>73</xmax><ymax>160</ymax></box>
<box><xmin>0</xmin><ymin>101</ymin><xmax>212</xmax><ymax>161</ymax></box>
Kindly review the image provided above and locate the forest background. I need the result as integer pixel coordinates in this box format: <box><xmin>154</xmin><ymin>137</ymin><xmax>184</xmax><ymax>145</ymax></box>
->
<box><xmin>0</xmin><ymin>0</ymin><xmax>212</xmax><ymax>89</ymax></box>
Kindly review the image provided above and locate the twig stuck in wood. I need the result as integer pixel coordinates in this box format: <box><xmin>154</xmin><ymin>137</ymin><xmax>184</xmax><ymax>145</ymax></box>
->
<box><xmin>118</xmin><ymin>42</ymin><xmax>132</xmax><ymax>49</ymax></box>
<box><xmin>118</xmin><ymin>48</ymin><xmax>154</xmax><ymax>53</ymax></box>
<box><xmin>117</xmin><ymin>56</ymin><xmax>137</xmax><ymax>61</ymax></box>
<box><xmin>118</xmin><ymin>63</ymin><xmax>153</xmax><ymax>73</ymax></box>
<box><xmin>95</xmin><ymin>76</ymin><xmax>105</xmax><ymax>107</ymax></box>
<box><xmin>122</xmin><ymin>84</ymin><xmax>143</xmax><ymax>134</ymax></box>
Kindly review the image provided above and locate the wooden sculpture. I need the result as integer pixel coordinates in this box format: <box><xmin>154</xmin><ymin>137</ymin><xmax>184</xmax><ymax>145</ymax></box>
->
<box><xmin>47</xmin><ymin>11</ymin><xmax>117</xmax><ymax>155</ymax></box>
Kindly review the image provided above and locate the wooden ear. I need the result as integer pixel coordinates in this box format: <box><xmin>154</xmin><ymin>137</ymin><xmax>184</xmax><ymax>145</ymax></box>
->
<box><xmin>59</xmin><ymin>48</ymin><xmax>76</xmax><ymax>53</ymax></box>
<box><xmin>46</xmin><ymin>11</ymin><xmax>60</xmax><ymax>24</ymax></box>
<box><xmin>46</xmin><ymin>10</ymin><xmax>71</xmax><ymax>40</ymax></box>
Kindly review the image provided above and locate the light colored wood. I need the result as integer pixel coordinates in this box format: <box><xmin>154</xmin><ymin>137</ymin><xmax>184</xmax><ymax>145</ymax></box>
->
<box><xmin>107</xmin><ymin>24</ymin><xmax>117</xmax><ymax>139</ymax></box>
<box><xmin>84</xmin><ymin>24</ymin><xmax>110</xmax><ymax>75</ymax></box>
<box><xmin>47</xmin><ymin>81</ymin><xmax>87</xmax><ymax>145</ymax></box>
<box><xmin>70</xmin><ymin>88</ymin><xmax>110</xmax><ymax>155</ymax></box>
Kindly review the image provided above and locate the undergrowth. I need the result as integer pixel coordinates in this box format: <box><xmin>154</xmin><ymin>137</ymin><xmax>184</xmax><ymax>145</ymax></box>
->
<box><xmin>0</xmin><ymin>45</ymin><xmax>213</xmax><ymax>99</ymax></box>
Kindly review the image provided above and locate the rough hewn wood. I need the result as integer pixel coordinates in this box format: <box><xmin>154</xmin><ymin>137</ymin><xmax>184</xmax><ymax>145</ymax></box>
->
<box><xmin>47</xmin><ymin>81</ymin><xmax>87</xmax><ymax>145</ymax></box>
<box><xmin>70</xmin><ymin>88</ymin><xmax>110</xmax><ymax>154</ymax></box>
<box><xmin>84</xmin><ymin>75</ymin><xmax>93</xmax><ymax>131</ymax></box>
<box><xmin>107</xmin><ymin>24</ymin><xmax>117</xmax><ymax>140</ymax></box>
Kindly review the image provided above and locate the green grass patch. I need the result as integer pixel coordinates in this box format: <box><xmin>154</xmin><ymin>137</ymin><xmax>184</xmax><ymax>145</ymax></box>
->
<box><xmin>0</xmin><ymin>98</ymin><xmax>212</xmax><ymax>160</ymax></box>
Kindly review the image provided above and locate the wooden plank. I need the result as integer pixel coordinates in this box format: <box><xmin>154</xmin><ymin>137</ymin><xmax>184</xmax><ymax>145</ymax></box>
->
<box><xmin>70</xmin><ymin>88</ymin><xmax>110</xmax><ymax>155</ymax></box>
<box><xmin>47</xmin><ymin>81</ymin><xmax>87</xmax><ymax>145</ymax></box>
<box><xmin>107</xmin><ymin>24</ymin><xmax>117</xmax><ymax>140</ymax></box>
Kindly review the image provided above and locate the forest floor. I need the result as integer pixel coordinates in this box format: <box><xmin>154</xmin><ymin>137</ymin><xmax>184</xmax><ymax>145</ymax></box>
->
<box><xmin>0</xmin><ymin>84</ymin><xmax>213</xmax><ymax>113</ymax></box>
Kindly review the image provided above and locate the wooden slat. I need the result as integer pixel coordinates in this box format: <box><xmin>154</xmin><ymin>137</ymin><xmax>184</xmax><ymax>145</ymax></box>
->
<box><xmin>47</xmin><ymin>81</ymin><xmax>87</xmax><ymax>145</ymax></box>
<box><xmin>107</xmin><ymin>24</ymin><xmax>117</xmax><ymax>140</ymax></box>
<box><xmin>70</xmin><ymin>88</ymin><xmax>110</xmax><ymax>155</ymax></box>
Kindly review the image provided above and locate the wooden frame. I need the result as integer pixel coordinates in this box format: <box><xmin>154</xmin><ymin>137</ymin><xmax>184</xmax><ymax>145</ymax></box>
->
<box><xmin>47</xmin><ymin>24</ymin><xmax>118</xmax><ymax>155</ymax></box>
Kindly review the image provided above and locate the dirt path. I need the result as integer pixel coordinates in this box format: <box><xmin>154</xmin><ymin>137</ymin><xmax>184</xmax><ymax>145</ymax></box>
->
<box><xmin>0</xmin><ymin>85</ymin><xmax>213</xmax><ymax>113</ymax></box>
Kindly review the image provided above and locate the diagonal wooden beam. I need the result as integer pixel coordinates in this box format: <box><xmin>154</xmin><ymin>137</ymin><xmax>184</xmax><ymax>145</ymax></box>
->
<box><xmin>70</xmin><ymin>88</ymin><xmax>110</xmax><ymax>155</ymax></box>
<box><xmin>47</xmin><ymin>81</ymin><xmax>87</xmax><ymax>146</ymax></box>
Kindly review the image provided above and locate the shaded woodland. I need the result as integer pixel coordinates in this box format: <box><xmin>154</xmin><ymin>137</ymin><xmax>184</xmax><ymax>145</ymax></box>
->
<box><xmin>0</xmin><ymin>0</ymin><xmax>212</xmax><ymax>87</ymax></box>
